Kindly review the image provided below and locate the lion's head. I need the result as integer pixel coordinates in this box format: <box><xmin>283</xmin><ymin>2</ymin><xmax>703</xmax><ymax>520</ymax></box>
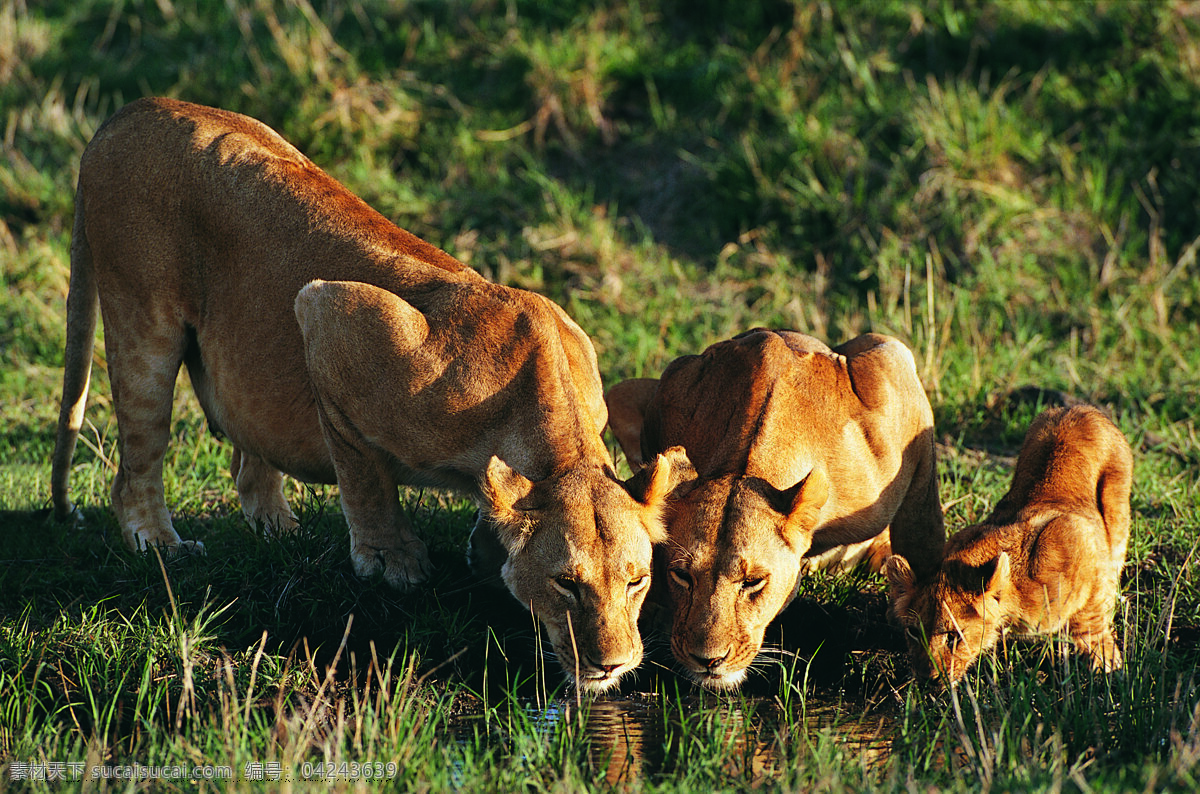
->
<box><xmin>661</xmin><ymin>467</ymin><xmax>829</xmax><ymax>689</ymax></box>
<box><xmin>480</xmin><ymin>449</ymin><xmax>687</xmax><ymax>693</ymax></box>
<box><xmin>886</xmin><ymin>552</ymin><xmax>1011</xmax><ymax>685</ymax></box>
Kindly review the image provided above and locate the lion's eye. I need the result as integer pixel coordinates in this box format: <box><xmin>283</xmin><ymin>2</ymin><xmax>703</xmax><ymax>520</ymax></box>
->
<box><xmin>628</xmin><ymin>574</ymin><xmax>649</xmax><ymax>592</ymax></box>
<box><xmin>553</xmin><ymin>575</ymin><xmax>580</xmax><ymax>598</ymax></box>
<box><xmin>742</xmin><ymin>576</ymin><xmax>767</xmax><ymax>595</ymax></box>
<box><xmin>668</xmin><ymin>568</ymin><xmax>692</xmax><ymax>589</ymax></box>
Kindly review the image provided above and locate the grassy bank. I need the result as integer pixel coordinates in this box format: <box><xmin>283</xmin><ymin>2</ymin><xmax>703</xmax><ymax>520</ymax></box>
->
<box><xmin>2</xmin><ymin>0</ymin><xmax>1198</xmax><ymax>790</ymax></box>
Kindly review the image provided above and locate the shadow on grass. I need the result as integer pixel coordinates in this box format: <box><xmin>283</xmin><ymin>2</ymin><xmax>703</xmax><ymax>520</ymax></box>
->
<box><xmin>0</xmin><ymin>494</ymin><xmax>907</xmax><ymax>695</ymax></box>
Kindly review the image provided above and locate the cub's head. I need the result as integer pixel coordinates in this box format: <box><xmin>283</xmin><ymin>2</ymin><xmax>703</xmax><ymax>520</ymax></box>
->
<box><xmin>886</xmin><ymin>552</ymin><xmax>1012</xmax><ymax>685</ymax></box>
<box><xmin>479</xmin><ymin>449</ymin><xmax>687</xmax><ymax>693</ymax></box>
<box><xmin>662</xmin><ymin>468</ymin><xmax>829</xmax><ymax>690</ymax></box>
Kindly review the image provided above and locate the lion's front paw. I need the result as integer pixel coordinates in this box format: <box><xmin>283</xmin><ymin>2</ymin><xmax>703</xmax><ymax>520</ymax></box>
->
<box><xmin>240</xmin><ymin>494</ymin><xmax>299</xmax><ymax>536</ymax></box>
<box><xmin>248</xmin><ymin>510</ymin><xmax>300</xmax><ymax>537</ymax></box>
<box><xmin>127</xmin><ymin>523</ymin><xmax>205</xmax><ymax>557</ymax></box>
<box><xmin>351</xmin><ymin>540</ymin><xmax>432</xmax><ymax>590</ymax></box>
<box><xmin>176</xmin><ymin>539</ymin><xmax>205</xmax><ymax>555</ymax></box>
<box><xmin>1089</xmin><ymin>639</ymin><xmax>1123</xmax><ymax>673</ymax></box>
<box><xmin>142</xmin><ymin>538</ymin><xmax>206</xmax><ymax>557</ymax></box>
<box><xmin>52</xmin><ymin>503</ymin><xmax>86</xmax><ymax>528</ymax></box>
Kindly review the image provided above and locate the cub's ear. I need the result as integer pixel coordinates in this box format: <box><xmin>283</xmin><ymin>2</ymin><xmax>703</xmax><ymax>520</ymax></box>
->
<box><xmin>480</xmin><ymin>456</ymin><xmax>537</xmax><ymax>553</ymax></box>
<box><xmin>885</xmin><ymin>554</ymin><xmax>916</xmax><ymax>619</ymax></box>
<box><xmin>773</xmin><ymin>468</ymin><xmax>830</xmax><ymax>542</ymax></box>
<box><xmin>885</xmin><ymin>554</ymin><xmax>915</xmax><ymax>595</ymax></box>
<box><xmin>623</xmin><ymin>446</ymin><xmax>694</xmax><ymax>541</ymax></box>
<box><xmin>983</xmin><ymin>552</ymin><xmax>1011</xmax><ymax>601</ymax></box>
<box><xmin>604</xmin><ymin>378</ymin><xmax>660</xmax><ymax>469</ymax></box>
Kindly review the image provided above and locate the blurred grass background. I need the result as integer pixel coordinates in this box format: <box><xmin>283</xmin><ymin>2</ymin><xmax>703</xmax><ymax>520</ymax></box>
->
<box><xmin>5</xmin><ymin>1</ymin><xmax>1198</xmax><ymax>427</ymax></box>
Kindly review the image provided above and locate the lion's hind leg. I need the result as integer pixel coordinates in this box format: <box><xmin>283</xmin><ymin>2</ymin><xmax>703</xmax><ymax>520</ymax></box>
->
<box><xmin>231</xmin><ymin>447</ymin><xmax>299</xmax><ymax>534</ymax></box>
<box><xmin>104</xmin><ymin>318</ymin><xmax>203</xmax><ymax>555</ymax></box>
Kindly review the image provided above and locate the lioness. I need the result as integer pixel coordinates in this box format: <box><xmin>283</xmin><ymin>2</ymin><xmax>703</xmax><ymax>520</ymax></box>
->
<box><xmin>606</xmin><ymin>329</ymin><xmax>945</xmax><ymax>689</ymax></box>
<box><xmin>51</xmin><ymin>97</ymin><xmax>679</xmax><ymax>691</ymax></box>
<box><xmin>886</xmin><ymin>405</ymin><xmax>1132</xmax><ymax>686</ymax></box>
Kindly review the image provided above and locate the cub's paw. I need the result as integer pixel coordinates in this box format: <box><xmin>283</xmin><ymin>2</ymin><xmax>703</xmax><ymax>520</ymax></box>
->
<box><xmin>351</xmin><ymin>540</ymin><xmax>432</xmax><ymax>590</ymax></box>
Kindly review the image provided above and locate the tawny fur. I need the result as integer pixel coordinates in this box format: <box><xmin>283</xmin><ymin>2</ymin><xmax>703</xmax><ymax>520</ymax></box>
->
<box><xmin>51</xmin><ymin>97</ymin><xmax>677</xmax><ymax>692</ymax></box>
<box><xmin>605</xmin><ymin>329</ymin><xmax>945</xmax><ymax>689</ymax></box>
<box><xmin>887</xmin><ymin>405</ymin><xmax>1132</xmax><ymax>685</ymax></box>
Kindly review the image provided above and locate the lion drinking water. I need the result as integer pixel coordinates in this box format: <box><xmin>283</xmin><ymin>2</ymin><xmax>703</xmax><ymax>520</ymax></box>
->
<box><xmin>886</xmin><ymin>405</ymin><xmax>1132</xmax><ymax>685</ymax></box>
<box><xmin>606</xmin><ymin>329</ymin><xmax>945</xmax><ymax>689</ymax></box>
<box><xmin>51</xmin><ymin>97</ymin><xmax>679</xmax><ymax>692</ymax></box>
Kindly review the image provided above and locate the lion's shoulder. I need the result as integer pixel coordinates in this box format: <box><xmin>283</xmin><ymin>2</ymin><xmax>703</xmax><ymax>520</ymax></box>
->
<box><xmin>445</xmin><ymin>282</ymin><xmax>609</xmax><ymax>440</ymax></box>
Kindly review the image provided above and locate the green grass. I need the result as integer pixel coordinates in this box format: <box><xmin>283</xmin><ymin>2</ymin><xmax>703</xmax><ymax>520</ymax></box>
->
<box><xmin>3</xmin><ymin>0</ymin><xmax>1200</xmax><ymax>789</ymax></box>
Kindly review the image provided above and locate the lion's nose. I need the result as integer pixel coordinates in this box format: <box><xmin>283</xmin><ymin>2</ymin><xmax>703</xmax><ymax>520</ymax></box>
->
<box><xmin>690</xmin><ymin>650</ymin><xmax>729</xmax><ymax>671</ymax></box>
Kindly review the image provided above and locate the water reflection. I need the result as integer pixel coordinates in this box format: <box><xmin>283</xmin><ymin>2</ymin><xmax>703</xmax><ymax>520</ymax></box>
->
<box><xmin>579</xmin><ymin>698</ymin><xmax>662</xmax><ymax>788</ymax></box>
<box><xmin>516</xmin><ymin>694</ymin><xmax>894</xmax><ymax>789</ymax></box>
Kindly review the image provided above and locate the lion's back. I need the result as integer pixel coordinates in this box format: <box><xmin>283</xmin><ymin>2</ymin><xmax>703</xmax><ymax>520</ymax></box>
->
<box><xmin>643</xmin><ymin>330</ymin><xmax>932</xmax><ymax>491</ymax></box>
<box><xmin>70</xmin><ymin>98</ymin><xmax>485</xmax><ymax>478</ymax></box>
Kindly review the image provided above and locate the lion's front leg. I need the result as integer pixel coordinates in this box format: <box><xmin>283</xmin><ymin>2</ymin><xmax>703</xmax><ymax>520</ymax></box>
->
<box><xmin>1069</xmin><ymin>601</ymin><xmax>1123</xmax><ymax>673</ymax></box>
<box><xmin>348</xmin><ymin>512</ymin><xmax>432</xmax><ymax>590</ymax></box>
<box><xmin>466</xmin><ymin>512</ymin><xmax>509</xmax><ymax>587</ymax></box>
<box><xmin>231</xmin><ymin>447</ymin><xmax>299</xmax><ymax>534</ymax></box>
<box><xmin>342</xmin><ymin>475</ymin><xmax>432</xmax><ymax>590</ymax></box>
<box><xmin>342</xmin><ymin>477</ymin><xmax>432</xmax><ymax>589</ymax></box>
<box><xmin>1072</xmin><ymin>626</ymin><xmax>1123</xmax><ymax>672</ymax></box>
<box><xmin>322</xmin><ymin>425</ymin><xmax>432</xmax><ymax>590</ymax></box>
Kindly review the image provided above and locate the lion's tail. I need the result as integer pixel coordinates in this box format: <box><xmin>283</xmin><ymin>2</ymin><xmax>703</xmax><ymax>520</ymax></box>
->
<box><xmin>51</xmin><ymin>191</ymin><xmax>99</xmax><ymax>522</ymax></box>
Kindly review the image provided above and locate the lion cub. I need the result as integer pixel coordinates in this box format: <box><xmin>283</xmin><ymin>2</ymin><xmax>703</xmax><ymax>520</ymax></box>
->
<box><xmin>887</xmin><ymin>405</ymin><xmax>1132</xmax><ymax>685</ymax></box>
<box><xmin>607</xmin><ymin>329</ymin><xmax>945</xmax><ymax>689</ymax></box>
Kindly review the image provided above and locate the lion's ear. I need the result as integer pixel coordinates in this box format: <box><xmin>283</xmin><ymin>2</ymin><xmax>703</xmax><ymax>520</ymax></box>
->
<box><xmin>773</xmin><ymin>468</ymin><xmax>829</xmax><ymax>542</ymax></box>
<box><xmin>624</xmin><ymin>446</ymin><xmax>694</xmax><ymax>542</ymax></box>
<box><xmin>605</xmin><ymin>378</ymin><xmax>660</xmax><ymax>469</ymax></box>
<box><xmin>628</xmin><ymin>445</ymin><xmax>694</xmax><ymax>501</ymax></box>
<box><xmin>983</xmin><ymin>552</ymin><xmax>1011</xmax><ymax>601</ymax></box>
<box><xmin>480</xmin><ymin>456</ymin><xmax>537</xmax><ymax>552</ymax></box>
